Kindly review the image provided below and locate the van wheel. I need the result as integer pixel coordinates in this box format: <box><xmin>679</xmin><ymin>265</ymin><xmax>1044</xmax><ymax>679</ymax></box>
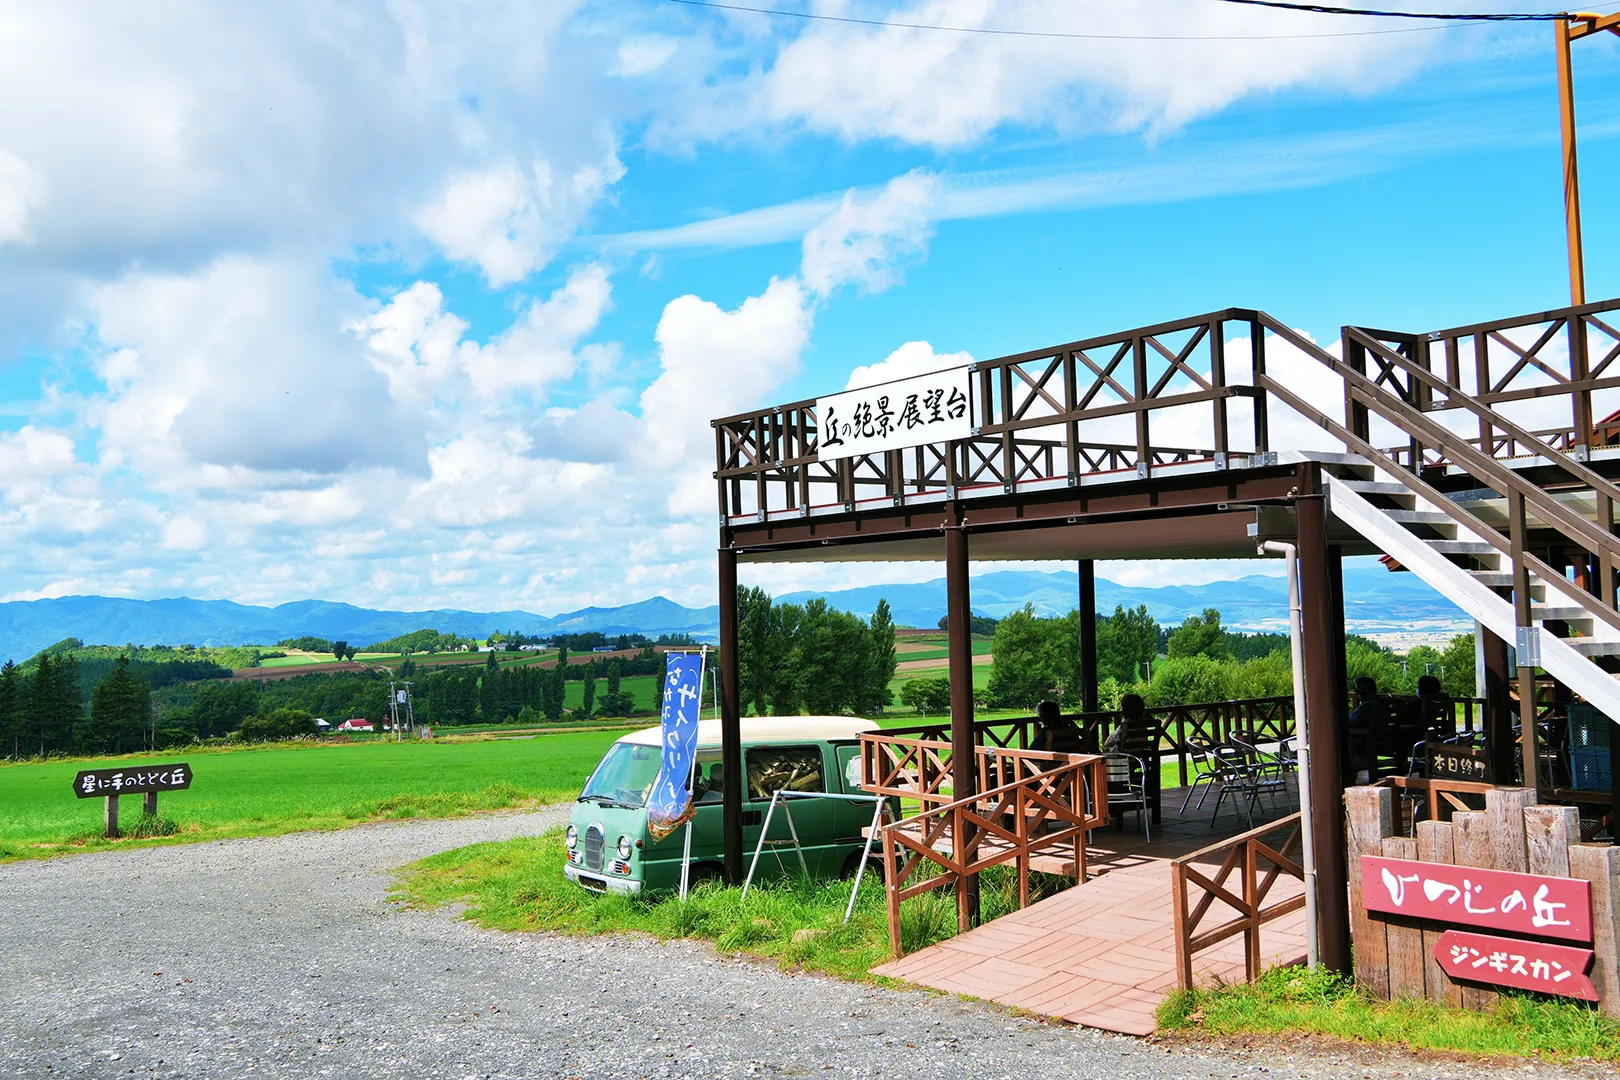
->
<box><xmin>842</xmin><ymin>850</ymin><xmax>884</xmax><ymax>882</ymax></box>
<box><xmin>685</xmin><ymin>863</ymin><xmax>724</xmax><ymax>888</ymax></box>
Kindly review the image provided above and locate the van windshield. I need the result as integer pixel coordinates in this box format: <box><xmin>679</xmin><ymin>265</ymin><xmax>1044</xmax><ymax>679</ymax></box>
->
<box><xmin>579</xmin><ymin>742</ymin><xmax>662</xmax><ymax>808</ymax></box>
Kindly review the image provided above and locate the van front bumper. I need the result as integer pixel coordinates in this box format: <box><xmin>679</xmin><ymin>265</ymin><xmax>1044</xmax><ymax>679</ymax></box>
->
<box><xmin>564</xmin><ymin>863</ymin><xmax>643</xmax><ymax>895</ymax></box>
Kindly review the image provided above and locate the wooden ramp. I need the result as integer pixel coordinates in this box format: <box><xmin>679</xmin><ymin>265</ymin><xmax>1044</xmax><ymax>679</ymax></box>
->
<box><xmin>872</xmin><ymin>812</ymin><xmax>1308</xmax><ymax>1035</ymax></box>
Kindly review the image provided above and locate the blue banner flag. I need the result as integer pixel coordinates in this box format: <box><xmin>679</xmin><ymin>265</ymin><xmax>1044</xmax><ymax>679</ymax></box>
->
<box><xmin>646</xmin><ymin>650</ymin><xmax>706</xmax><ymax>842</ymax></box>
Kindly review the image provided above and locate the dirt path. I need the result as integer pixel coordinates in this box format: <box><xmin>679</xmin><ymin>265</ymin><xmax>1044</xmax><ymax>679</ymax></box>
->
<box><xmin>0</xmin><ymin>814</ymin><xmax>1604</xmax><ymax>1080</ymax></box>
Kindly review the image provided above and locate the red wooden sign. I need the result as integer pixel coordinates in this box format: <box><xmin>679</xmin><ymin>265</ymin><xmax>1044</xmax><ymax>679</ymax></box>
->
<box><xmin>1361</xmin><ymin>856</ymin><xmax>1592</xmax><ymax>943</ymax></box>
<box><xmin>1434</xmin><ymin>930</ymin><xmax>1598</xmax><ymax>1001</ymax></box>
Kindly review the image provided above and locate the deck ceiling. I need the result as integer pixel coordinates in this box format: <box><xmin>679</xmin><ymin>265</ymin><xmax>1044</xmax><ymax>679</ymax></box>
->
<box><xmin>739</xmin><ymin>503</ymin><xmax>1375</xmax><ymax>564</ymax></box>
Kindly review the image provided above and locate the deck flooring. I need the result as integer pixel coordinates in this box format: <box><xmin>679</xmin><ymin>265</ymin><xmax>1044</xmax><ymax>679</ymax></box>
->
<box><xmin>872</xmin><ymin>787</ymin><xmax>1307</xmax><ymax>1036</ymax></box>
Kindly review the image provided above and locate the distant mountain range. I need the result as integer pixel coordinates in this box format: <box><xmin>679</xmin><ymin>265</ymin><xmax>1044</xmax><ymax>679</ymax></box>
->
<box><xmin>0</xmin><ymin>559</ymin><xmax>1470</xmax><ymax>663</ymax></box>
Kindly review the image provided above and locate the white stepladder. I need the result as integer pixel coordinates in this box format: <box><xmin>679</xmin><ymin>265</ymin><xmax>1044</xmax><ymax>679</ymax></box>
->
<box><xmin>740</xmin><ymin>788</ymin><xmax>890</xmax><ymax>925</ymax></box>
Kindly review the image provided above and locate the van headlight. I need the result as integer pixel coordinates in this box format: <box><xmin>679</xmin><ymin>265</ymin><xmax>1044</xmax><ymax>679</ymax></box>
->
<box><xmin>565</xmin><ymin>825</ymin><xmax>578</xmax><ymax>850</ymax></box>
<box><xmin>616</xmin><ymin>835</ymin><xmax>633</xmax><ymax>859</ymax></box>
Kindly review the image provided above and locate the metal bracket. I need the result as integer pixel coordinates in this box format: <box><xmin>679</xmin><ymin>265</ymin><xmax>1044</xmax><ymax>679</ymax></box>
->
<box><xmin>1003</xmin><ymin>481</ymin><xmax>1013</xmax><ymax>494</ymax></box>
<box><xmin>1066</xmin><ymin>472</ymin><xmax>1078</xmax><ymax>487</ymax></box>
<box><xmin>971</xmin><ymin>426</ymin><xmax>982</xmax><ymax>438</ymax></box>
<box><xmin>1515</xmin><ymin>626</ymin><xmax>1542</xmax><ymax>669</ymax></box>
<box><xmin>1136</xmin><ymin>463</ymin><xmax>1149</xmax><ymax>479</ymax></box>
<box><xmin>1572</xmin><ymin>444</ymin><xmax>1591</xmax><ymax>462</ymax></box>
<box><xmin>1214</xmin><ymin>452</ymin><xmax>1227</xmax><ymax>470</ymax></box>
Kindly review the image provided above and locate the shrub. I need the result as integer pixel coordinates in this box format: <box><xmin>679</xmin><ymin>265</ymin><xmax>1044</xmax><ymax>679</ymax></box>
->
<box><xmin>899</xmin><ymin>676</ymin><xmax>951</xmax><ymax>715</ymax></box>
<box><xmin>1146</xmin><ymin>655</ymin><xmax>1232</xmax><ymax>706</ymax></box>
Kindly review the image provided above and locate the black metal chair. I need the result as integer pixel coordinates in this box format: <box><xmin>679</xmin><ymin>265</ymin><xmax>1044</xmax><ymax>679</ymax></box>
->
<box><xmin>1180</xmin><ymin>741</ymin><xmax>1222</xmax><ymax>813</ymax></box>
<box><xmin>1104</xmin><ymin>752</ymin><xmax>1151</xmax><ymax>842</ymax></box>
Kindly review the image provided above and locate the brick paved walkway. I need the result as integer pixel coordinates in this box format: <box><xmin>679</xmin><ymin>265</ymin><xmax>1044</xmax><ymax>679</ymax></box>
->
<box><xmin>872</xmin><ymin>798</ymin><xmax>1308</xmax><ymax>1035</ymax></box>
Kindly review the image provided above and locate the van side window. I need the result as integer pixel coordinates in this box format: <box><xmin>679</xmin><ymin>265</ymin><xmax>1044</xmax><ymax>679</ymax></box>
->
<box><xmin>746</xmin><ymin>745</ymin><xmax>824</xmax><ymax>801</ymax></box>
<box><xmin>692</xmin><ymin>751</ymin><xmax>723</xmax><ymax>804</ymax></box>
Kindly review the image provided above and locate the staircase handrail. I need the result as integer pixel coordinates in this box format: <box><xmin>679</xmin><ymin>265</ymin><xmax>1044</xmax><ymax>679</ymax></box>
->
<box><xmin>1342</xmin><ymin>325</ymin><xmax>1620</xmax><ymax>513</ymax></box>
<box><xmin>1253</xmin><ymin>317</ymin><xmax>1620</xmax><ymax>635</ymax></box>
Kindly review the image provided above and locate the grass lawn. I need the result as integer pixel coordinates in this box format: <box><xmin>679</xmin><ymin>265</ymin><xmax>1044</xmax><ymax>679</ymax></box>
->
<box><xmin>393</xmin><ymin>829</ymin><xmax>1064</xmax><ymax>983</ymax></box>
<box><xmin>563</xmin><ymin>673</ymin><xmax>658</xmax><ymax>713</ymax></box>
<box><xmin>0</xmin><ymin>731</ymin><xmax>627</xmax><ymax>861</ymax></box>
<box><xmin>1159</xmin><ymin>963</ymin><xmax>1620</xmax><ymax>1063</ymax></box>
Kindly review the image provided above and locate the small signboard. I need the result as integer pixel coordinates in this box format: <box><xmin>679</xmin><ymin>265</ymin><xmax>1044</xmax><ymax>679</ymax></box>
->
<box><xmin>1361</xmin><ymin>855</ymin><xmax>1593</xmax><ymax>943</ymax></box>
<box><xmin>816</xmin><ymin>366</ymin><xmax>973</xmax><ymax>462</ymax></box>
<box><xmin>1434</xmin><ymin>929</ymin><xmax>1598</xmax><ymax>1001</ymax></box>
<box><xmin>73</xmin><ymin>764</ymin><xmax>192</xmax><ymax>799</ymax></box>
<box><xmin>1427</xmin><ymin>741</ymin><xmax>1491</xmax><ymax>783</ymax></box>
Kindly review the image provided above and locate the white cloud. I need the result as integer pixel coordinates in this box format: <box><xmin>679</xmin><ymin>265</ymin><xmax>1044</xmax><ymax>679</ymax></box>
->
<box><xmin>414</xmin><ymin>160</ymin><xmax>624</xmax><ymax>286</ymax></box>
<box><xmin>0</xmin><ymin>0</ymin><xmax>619</xmax><ymax>343</ymax></box>
<box><xmin>801</xmin><ymin>169</ymin><xmax>939</xmax><ymax>296</ymax></box>
<box><xmin>0</xmin><ymin>425</ymin><xmax>76</xmax><ymax>480</ymax></box>
<box><xmin>0</xmin><ymin>150</ymin><xmax>44</xmax><ymax>245</ymax></box>
<box><xmin>615</xmin><ymin>37</ymin><xmax>679</xmax><ymax>77</ymax></box>
<box><xmin>89</xmin><ymin>255</ymin><xmax>420</xmax><ymax>483</ymax></box>
<box><xmin>730</xmin><ymin>0</ymin><xmax>1443</xmax><ymax>147</ymax></box>
<box><xmin>846</xmin><ymin>340</ymin><xmax>974</xmax><ymax>391</ymax></box>
<box><xmin>640</xmin><ymin>276</ymin><xmax>813</xmax><ymax>519</ymax></box>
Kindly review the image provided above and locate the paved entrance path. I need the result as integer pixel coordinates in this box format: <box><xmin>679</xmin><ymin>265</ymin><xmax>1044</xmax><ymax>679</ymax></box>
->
<box><xmin>873</xmin><ymin>837</ymin><xmax>1308</xmax><ymax>1034</ymax></box>
<box><xmin>0</xmin><ymin>811</ymin><xmax>1595</xmax><ymax>1079</ymax></box>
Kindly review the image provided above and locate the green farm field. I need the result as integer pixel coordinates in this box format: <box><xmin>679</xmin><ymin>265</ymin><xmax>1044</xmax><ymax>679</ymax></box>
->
<box><xmin>0</xmin><ymin>729</ymin><xmax>631</xmax><ymax>861</ymax></box>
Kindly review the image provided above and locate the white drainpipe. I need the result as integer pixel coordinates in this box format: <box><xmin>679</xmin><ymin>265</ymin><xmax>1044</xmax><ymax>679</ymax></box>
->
<box><xmin>1261</xmin><ymin>539</ymin><xmax>1319</xmax><ymax>970</ymax></box>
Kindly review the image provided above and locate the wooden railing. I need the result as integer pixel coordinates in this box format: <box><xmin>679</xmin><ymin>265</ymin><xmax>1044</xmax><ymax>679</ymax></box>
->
<box><xmin>1170</xmin><ymin>812</ymin><xmax>1305</xmax><ymax>989</ymax></box>
<box><xmin>860</xmin><ymin>732</ymin><xmax>1093</xmax><ymax>806</ymax></box>
<box><xmin>879</xmin><ymin>755</ymin><xmax>1109</xmax><ymax>958</ymax></box>
<box><xmin>878</xmin><ymin>696</ymin><xmax>1489</xmax><ymax>792</ymax></box>
<box><xmin>1375</xmin><ymin>775</ymin><xmax>1496</xmax><ymax>827</ymax></box>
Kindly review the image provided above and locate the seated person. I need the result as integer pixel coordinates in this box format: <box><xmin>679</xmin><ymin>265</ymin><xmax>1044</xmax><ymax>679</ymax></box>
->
<box><xmin>697</xmin><ymin>762</ymin><xmax>724</xmax><ymax>803</ymax></box>
<box><xmin>1347</xmin><ymin>676</ymin><xmax>1379</xmax><ymax>779</ymax></box>
<box><xmin>1104</xmin><ymin>693</ymin><xmax>1151</xmax><ymax>754</ymax></box>
<box><xmin>1030</xmin><ymin>699</ymin><xmax>1085</xmax><ymax>754</ymax></box>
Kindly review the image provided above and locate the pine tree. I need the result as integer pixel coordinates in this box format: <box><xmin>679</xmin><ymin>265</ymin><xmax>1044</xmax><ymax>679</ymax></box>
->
<box><xmin>481</xmin><ymin>649</ymin><xmax>502</xmax><ymax>722</ymax></box>
<box><xmin>865</xmin><ymin>598</ymin><xmax>898</xmax><ymax>713</ymax></box>
<box><xmin>88</xmin><ymin>656</ymin><xmax>151</xmax><ymax>754</ymax></box>
<box><xmin>653</xmin><ymin>653</ymin><xmax>667</xmax><ymax>714</ymax></box>
<box><xmin>0</xmin><ymin>660</ymin><xmax>22</xmax><ymax>760</ymax></box>
<box><xmin>606</xmin><ymin>660</ymin><xmax>621</xmax><ymax>696</ymax></box>
<box><xmin>581</xmin><ymin>663</ymin><xmax>596</xmax><ymax>718</ymax></box>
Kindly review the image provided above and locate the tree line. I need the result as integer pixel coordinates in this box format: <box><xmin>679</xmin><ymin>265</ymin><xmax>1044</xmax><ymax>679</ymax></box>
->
<box><xmin>733</xmin><ymin>590</ymin><xmax>898</xmax><ymax>716</ymax></box>
<box><xmin>903</xmin><ymin>602</ymin><xmax>1476</xmax><ymax>714</ymax></box>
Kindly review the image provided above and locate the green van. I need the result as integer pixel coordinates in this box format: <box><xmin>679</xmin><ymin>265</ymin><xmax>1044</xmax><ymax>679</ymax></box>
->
<box><xmin>563</xmin><ymin>716</ymin><xmax>880</xmax><ymax>894</ymax></box>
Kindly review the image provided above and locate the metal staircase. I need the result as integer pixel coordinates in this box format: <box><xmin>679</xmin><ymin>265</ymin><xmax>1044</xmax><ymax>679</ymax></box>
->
<box><xmin>1251</xmin><ymin>304</ymin><xmax>1620</xmax><ymax>727</ymax></box>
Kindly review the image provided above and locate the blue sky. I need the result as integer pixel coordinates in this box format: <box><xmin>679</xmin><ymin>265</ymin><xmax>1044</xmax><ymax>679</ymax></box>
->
<box><xmin>0</xmin><ymin>1</ymin><xmax>1617</xmax><ymax>614</ymax></box>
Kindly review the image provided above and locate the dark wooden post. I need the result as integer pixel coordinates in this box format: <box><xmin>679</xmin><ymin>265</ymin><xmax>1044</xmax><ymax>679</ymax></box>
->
<box><xmin>1078</xmin><ymin>559</ymin><xmax>1099</xmax><ymax>713</ymax></box>
<box><xmin>143</xmin><ymin>791</ymin><xmax>158</xmax><ymax>818</ymax></box>
<box><xmin>1481</xmin><ymin>627</ymin><xmax>1514</xmax><ymax>781</ymax></box>
<box><xmin>718</xmin><ymin>545</ymin><xmax>744</xmax><ymax>884</ymax></box>
<box><xmin>104</xmin><ymin>795</ymin><xmax>119</xmax><ymax>839</ymax></box>
<box><xmin>945</xmin><ymin>516</ymin><xmax>979</xmax><ymax>924</ymax></box>
<box><xmin>1298</xmin><ymin>473</ymin><xmax>1350</xmax><ymax>974</ymax></box>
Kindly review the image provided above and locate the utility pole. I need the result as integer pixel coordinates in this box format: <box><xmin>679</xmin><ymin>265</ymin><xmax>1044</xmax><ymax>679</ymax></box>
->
<box><xmin>1557</xmin><ymin>12</ymin><xmax>1620</xmax><ymax>306</ymax></box>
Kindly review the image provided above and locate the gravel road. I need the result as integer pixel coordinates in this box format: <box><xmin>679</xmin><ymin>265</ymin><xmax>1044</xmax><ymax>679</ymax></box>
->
<box><xmin>0</xmin><ymin>812</ymin><xmax>1606</xmax><ymax>1080</ymax></box>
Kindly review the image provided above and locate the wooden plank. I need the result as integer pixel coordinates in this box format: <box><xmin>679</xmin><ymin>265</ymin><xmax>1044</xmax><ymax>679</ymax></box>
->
<box><xmin>1345</xmin><ymin>786</ymin><xmax>1394</xmax><ymax>1000</ymax></box>
<box><xmin>1485</xmin><ymin>786</ymin><xmax>1533</xmax><ymax>873</ymax></box>
<box><xmin>1569</xmin><ymin>844</ymin><xmax>1620</xmax><ymax>1019</ymax></box>
<box><xmin>1415</xmin><ymin>818</ymin><xmax>1462</xmax><ymax>1007</ymax></box>
<box><xmin>1380</xmin><ymin>836</ymin><xmax>1426</xmax><ymax>1000</ymax></box>
<box><xmin>1451</xmin><ymin>810</ymin><xmax>1499</xmax><ymax>1010</ymax></box>
<box><xmin>1523</xmin><ymin>804</ymin><xmax>1581</xmax><ymax>878</ymax></box>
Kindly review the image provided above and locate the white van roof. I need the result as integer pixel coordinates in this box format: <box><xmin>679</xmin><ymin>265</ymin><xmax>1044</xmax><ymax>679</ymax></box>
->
<box><xmin>618</xmin><ymin>716</ymin><xmax>877</xmax><ymax>748</ymax></box>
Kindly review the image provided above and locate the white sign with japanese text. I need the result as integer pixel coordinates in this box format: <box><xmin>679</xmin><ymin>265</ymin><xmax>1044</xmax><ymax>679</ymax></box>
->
<box><xmin>816</xmin><ymin>366</ymin><xmax>972</xmax><ymax>461</ymax></box>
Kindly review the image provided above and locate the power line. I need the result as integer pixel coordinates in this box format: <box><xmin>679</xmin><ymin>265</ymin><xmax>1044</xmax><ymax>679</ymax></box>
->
<box><xmin>1210</xmin><ymin>1</ymin><xmax>1573</xmax><ymax>19</ymax></box>
<box><xmin>656</xmin><ymin>0</ymin><xmax>1592</xmax><ymax>41</ymax></box>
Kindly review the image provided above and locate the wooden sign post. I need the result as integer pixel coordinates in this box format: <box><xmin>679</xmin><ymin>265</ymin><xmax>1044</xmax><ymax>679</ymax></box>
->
<box><xmin>72</xmin><ymin>763</ymin><xmax>193</xmax><ymax>839</ymax></box>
